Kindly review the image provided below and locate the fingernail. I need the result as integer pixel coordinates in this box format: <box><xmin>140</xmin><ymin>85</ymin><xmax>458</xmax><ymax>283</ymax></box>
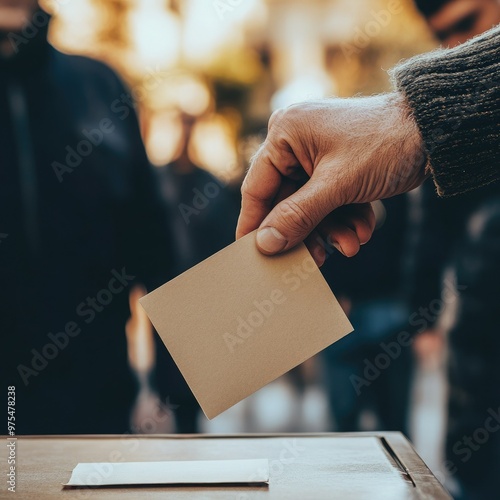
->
<box><xmin>256</xmin><ymin>227</ymin><xmax>287</xmax><ymax>253</ymax></box>
<box><xmin>314</xmin><ymin>246</ymin><xmax>326</xmax><ymax>266</ymax></box>
<box><xmin>332</xmin><ymin>241</ymin><xmax>345</xmax><ymax>256</ymax></box>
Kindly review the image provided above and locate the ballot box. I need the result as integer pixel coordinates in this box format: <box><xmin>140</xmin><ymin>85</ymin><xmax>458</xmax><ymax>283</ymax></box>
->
<box><xmin>12</xmin><ymin>432</ymin><xmax>450</xmax><ymax>499</ymax></box>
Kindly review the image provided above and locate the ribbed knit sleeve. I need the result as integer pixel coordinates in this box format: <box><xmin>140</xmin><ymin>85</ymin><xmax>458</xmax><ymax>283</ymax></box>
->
<box><xmin>391</xmin><ymin>25</ymin><xmax>500</xmax><ymax>197</ymax></box>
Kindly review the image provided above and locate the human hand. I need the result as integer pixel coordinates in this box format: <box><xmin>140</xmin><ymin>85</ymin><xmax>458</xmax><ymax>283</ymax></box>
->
<box><xmin>236</xmin><ymin>92</ymin><xmax>428</xmax><ymax>265</ymax></box>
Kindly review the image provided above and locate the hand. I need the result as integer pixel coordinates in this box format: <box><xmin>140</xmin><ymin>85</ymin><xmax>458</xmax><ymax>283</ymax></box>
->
<box><xmin>236</xmin><ymin>92</ymin><xmax>428</xmax><ymax>265</ymax></box>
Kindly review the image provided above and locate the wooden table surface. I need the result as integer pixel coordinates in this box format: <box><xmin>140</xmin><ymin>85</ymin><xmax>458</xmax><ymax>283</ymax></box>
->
<box><xmin>2</xmin><ymin>433</ymin><xmax>451</xmax><ymax>499</ymax></box>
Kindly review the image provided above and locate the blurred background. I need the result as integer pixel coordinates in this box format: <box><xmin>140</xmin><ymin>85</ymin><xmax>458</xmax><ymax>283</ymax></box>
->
<box><xmin>3</xmin><ymin>0</ymin><xmax>499</xmax><ymax>498</ymax></box>
<box><xmin>44</xmin><ymin>0</ymin><xmax>442</xmax><ymax>474</ymax></box>
<box><xmin>46</xmin><ymin>0</ymin><xmax>434</xmax><ymax>174</ymax></box>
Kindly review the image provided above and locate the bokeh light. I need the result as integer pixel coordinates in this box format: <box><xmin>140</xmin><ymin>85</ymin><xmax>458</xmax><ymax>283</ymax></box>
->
<box><xmin>43</xmin><ymin>0</ymin><xmax>434</xmax><ymax>179</ymax></box>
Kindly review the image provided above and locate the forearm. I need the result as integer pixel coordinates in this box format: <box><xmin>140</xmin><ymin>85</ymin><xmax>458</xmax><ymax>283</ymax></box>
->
<box><xmin>391</xmin><ymin>25</ymin><xmax>500</xmax><ymax>197</ymax></box>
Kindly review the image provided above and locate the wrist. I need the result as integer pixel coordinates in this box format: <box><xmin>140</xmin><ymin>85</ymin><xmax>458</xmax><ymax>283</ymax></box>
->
<box><xmin>386</xmin><ymin>91</ymin><xmax>430</xmax><ymax>191</ymax></box>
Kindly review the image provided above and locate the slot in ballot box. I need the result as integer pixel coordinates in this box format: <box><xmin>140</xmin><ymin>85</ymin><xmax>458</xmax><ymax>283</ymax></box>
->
<box><xmin>9</xmin><ymin>432</ymin><xmax>450</xmax><ymax>499</ymax></box>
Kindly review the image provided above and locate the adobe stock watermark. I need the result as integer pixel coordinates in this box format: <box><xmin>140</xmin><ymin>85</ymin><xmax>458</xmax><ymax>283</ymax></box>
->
<box><xmin>51</xmin><ymin>118</ymin><xmax>116</xmax><ymax>182</ymax></box>
<box><xmin>63</xmin><ymin>442</ymin><xmax>139</xmax><ymax>498</ymax></box>
<box><xmin>16</xmin><ymin>267</ymin><xmax>135</xmax><ymax>386</ymax></box>
<box><xmin>178</xmin><ymin>162</ymin><xmax>237</xmax><ymax>225</ymax></box>
<box><xmin>350</xmin><ymin>277</ymin><xmax>466</xmax><ymax>395</ymax></box>
<box><xmin>52</xmin><ymin>66</ymin><xmax>170</xmax><ymax>183</ymax></box>
<box><xmin>69</xmin><ymin>396</ymin><xmax>179</xmax><ymax>497</ymax></box>
<box><xmin>236</xmin><ymin>439</ymin><xmax>306</xmax><ymax>499</ymax></box>
<box><xmin>223</xmin><ymin>255</ymin><xmax>317</xmax><ymax>352</ymax></box>
<box><xmin>341</xmin><ymin>0</ymin><xmax>403</xmax><ymax>60</ymax></box>
<box><xmin>433</xmin><ymin>406</ymin><xmax>500</xmax><ymax>485</ymax></box>
<box><xmin>178</xmin><ymin>133</ymin><xmax>266</xmax><ymax>226</ymax></box>
<box><xmin>7</xmin><ymin>438</ymin><xmax>16</xmax><ymax>493</ymax></box>
<box><xmin>130</xmin><ymin>396</ymin><xmax>179</xmax><ymax>435</ymax></box>
<box><xmin>178</xmin><ymin>180</ymin><xmax>224</xmax><ymax>225</ymax></box>
<box><xmin>450</xmin><ymin>407</ymin><xmax>500</xmax><ymax>464</ymax></box>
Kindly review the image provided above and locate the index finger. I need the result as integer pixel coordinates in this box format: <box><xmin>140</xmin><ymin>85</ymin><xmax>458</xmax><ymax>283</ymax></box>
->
<box><xmin>236</xmin><ymin>142</ymin><xmax>283</xmax><ymax>239</ymax></box>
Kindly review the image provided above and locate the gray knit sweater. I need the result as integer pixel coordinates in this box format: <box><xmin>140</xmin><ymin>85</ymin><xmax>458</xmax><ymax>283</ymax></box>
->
<box><xmin>392</xmin><ymin>25</ymin><xmax>499</xmax><ymax>197</ymax></box>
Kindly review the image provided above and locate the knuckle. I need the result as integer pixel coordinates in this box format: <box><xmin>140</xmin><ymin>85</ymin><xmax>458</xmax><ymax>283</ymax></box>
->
<box><xmin>285</xmin><ymin>103</ymin><xmax>304</xmax><ymax>119</ymax></box>
<box><xmin>240</xmin><ymin>177</ymin><xmax>261</xmax><ymax>203</ymax></box>
<box><xmin>269</xmin><ymin>105</ymin><xmax>301</xmax><ymax>134</ymax></box>
<box><xmin>240</xmin><ymin>177</ymin><xmax>255</xmax><ymax>199</ymax></box>
<box><xmin>240</xmin><ymin>178</ymin><xmax>249</xmax><ymax>197</ymax></box>
<box><xmin>277</xmin><ymin>198</ymin><xmax>315</xmax><ymax>234</ymax></box>
<box><xmin>269</xmin><ymin>108</ymin><xmax>285</xmax><ymax>129</ymax></box>
<box><xmin>248</xmin><ymin>142</ymin><xmax>264</xmax><ymax>168</ymax></box>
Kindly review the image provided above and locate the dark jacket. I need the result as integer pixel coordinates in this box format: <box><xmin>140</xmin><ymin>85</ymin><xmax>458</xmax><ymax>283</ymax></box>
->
<box><xmin>408</xmin><ymin>179</ymin><xmax>500</xmax><ymax>495</ymax></box>
<box><xmin>0</xmin><ymin>22</ymin><xmax>174</xmax><ymax>433</ymax></box>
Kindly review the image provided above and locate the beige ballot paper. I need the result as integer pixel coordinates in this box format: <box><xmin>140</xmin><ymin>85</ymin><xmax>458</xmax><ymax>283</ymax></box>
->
<box><xmin>140</xmin><ymin>230</ymin><xmax>353</xmax><ymax>419</ymax></box>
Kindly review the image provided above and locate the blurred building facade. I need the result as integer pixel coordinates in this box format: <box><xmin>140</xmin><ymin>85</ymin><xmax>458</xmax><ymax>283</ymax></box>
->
<box><xmin>43</xmin><ymin>0</ymin><xmax>435</xmax><ymax>184</ymax></box>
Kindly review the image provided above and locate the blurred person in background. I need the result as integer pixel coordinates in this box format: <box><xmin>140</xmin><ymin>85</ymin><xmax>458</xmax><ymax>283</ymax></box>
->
<box><xmin>159</xmin><ymin>112</ymin><xmax>239</xmax><ymax>276</ymax></box>
<box><xmin>322</xmin><ymin>197</ymin><xmax>413</xmax><ymax>434</ymax></box>
<box><xmin>155</xmin><ymin>111</ymin><xmax>239</xmax><ymax>432</ymax></box>
<box><xmin>409</xmin><ymin>1</ymin><xmax>500</xmax><ymax>498</ymax></box>
<box><xmin>415</xmin><ymin>0</ymin><xmax>500</xmax><ymax>46</ymax></box>
<box><xmin>0</xmin><ymin>0</ymin><xmax>179</xmax><ymax>434</ymax></box>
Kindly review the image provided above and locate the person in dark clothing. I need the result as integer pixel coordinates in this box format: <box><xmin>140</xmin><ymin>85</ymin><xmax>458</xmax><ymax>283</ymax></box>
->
<box><xmin>414</xmin><ymin>0</ymin><xmax>500</xmax><ymax>47</ymax></box>
<box><xmin>409</xmin><ymin>1</ymin><xmax>500</xmax><ymax>497</ymax></box>
<box><xmin>408</xmin><ymin>180</ymin><xmax>500</xmax><ymax>500</ymax></box>
<box><xmin>0</xmin><ymin>2</ymin><xmax>176</xmax><ymax>434</ymax></box>
<box><xmin>322</xmin><ymin>196</ymin><xmax>413</xmax><ymax>434</ymax></box>
<box><xmin>159</xmin><ymin>113</ymin><xmax>239</xmax><ymax>276</ymax></box>
<box><xmin>445</xmin><ymin>198</ymin><xmax>500</xmax><ymax>499</ymax></box>
<box><xmin>155</xmin><ymin>112</ymin><xmax>239</xmax><ymax>432</ymax></box>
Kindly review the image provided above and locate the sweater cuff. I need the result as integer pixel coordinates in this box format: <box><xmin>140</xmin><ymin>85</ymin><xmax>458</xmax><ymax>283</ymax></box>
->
<box><xmin>391</xmin><ymin>25</ymin><xmax>500</xmax><ymax>197</ymax></box>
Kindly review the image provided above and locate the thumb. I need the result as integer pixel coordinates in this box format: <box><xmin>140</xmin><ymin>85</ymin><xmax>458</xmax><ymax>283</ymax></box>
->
<box><xmin>256</xmin><ymin>179</ymin><xmax>335</xmax><ymax>254</ymax></box>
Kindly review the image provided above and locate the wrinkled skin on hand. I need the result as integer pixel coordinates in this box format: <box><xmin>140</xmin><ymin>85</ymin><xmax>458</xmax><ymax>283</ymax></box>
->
<box><xmin>237</xmin><ymin>93</ymin><xmax>428</xmax><ymax>265</ymax></box>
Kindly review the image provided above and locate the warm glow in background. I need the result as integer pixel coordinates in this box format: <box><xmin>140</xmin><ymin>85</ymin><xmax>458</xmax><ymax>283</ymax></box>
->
<box><xmin>41</xmin><ymin>0</ymin><xmax>435</xmax><ymax>183</ymax></box>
